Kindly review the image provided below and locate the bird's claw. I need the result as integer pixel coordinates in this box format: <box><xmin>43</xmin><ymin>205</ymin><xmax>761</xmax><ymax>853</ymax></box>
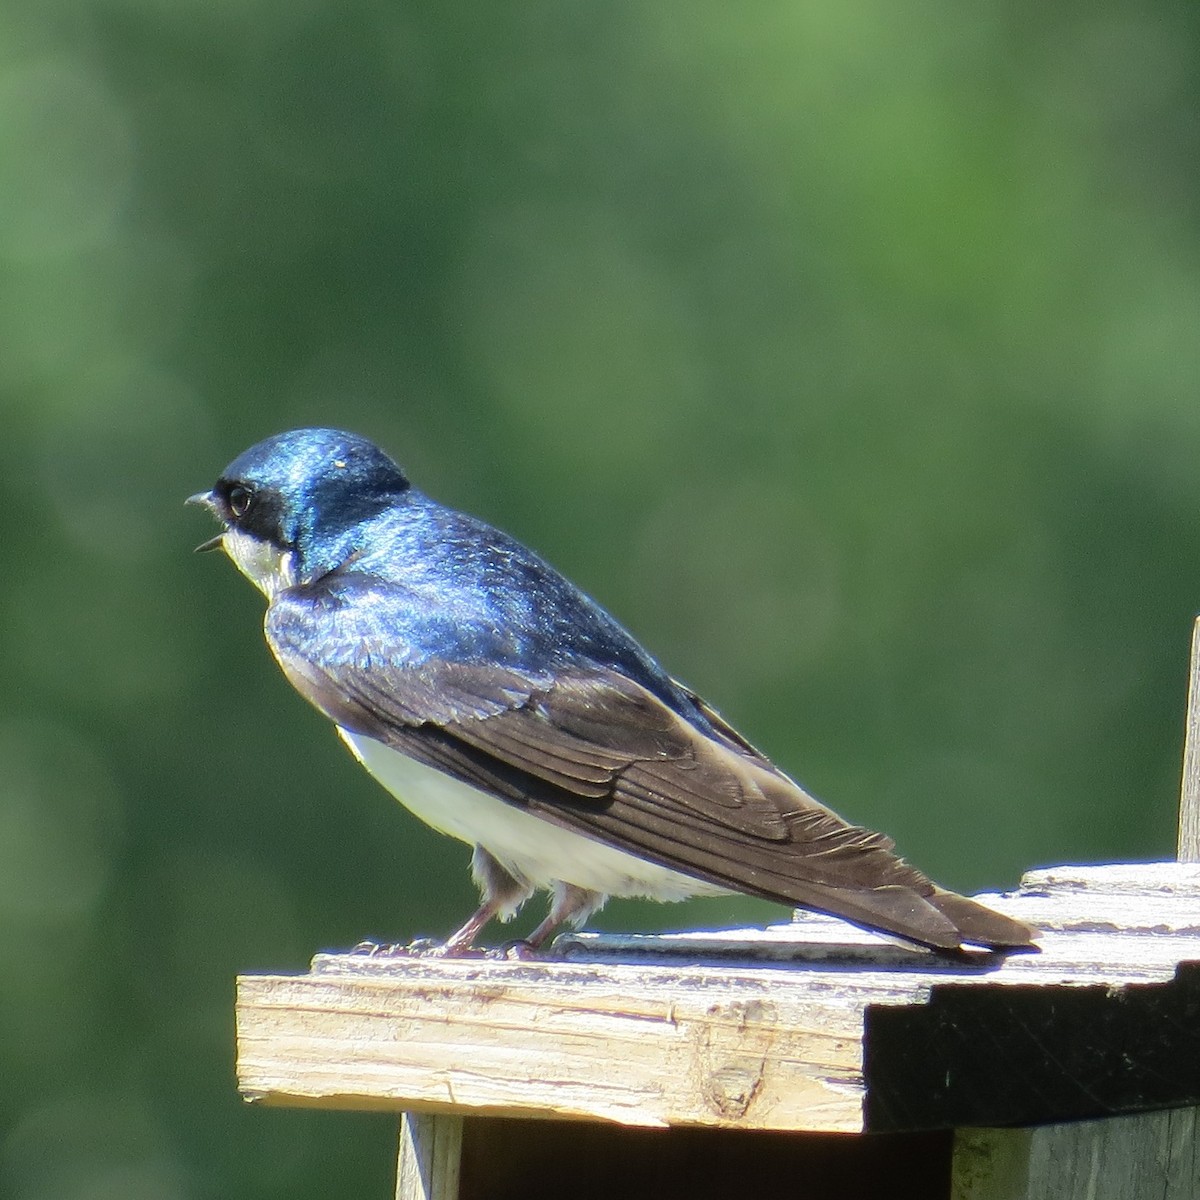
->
<box><xmin>350</xmin><ymin>938</ymin><xmax>421</xmax><ymax>958</ymax></box>
<box><xmin>349</xmin><ymin>937</ymin><xmax>479</xmax><ymax>958</ymax></box>
<box><xmin>349</xmin><ymin>937</ymin><xmax>551</xmax><ymax>961</ymax></box>
<box><xmin>487</xmin><ymin>939</ymin><xmax>541</xmax><ymax>961</ymax></box>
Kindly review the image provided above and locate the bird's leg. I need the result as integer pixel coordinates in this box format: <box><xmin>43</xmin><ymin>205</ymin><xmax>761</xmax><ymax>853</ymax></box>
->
<box><xmin>441</xmin><ymin>899</ymin><xmax>505</xmax><ymax>954</ymax></box>
<box><xmin>521</xmin><ymin>882</ymin><xmax>605</xmax><ymax>952</ymax></box>
<box><xmin>434</xmin><ymin>847</ymin><xmax>532</xmax><ymax>956</ymax></box>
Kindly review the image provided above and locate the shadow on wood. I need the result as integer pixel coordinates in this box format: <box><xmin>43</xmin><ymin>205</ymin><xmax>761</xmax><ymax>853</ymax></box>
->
<box><xmin>459</xmin><ymin>1118</ymin><xmax>951</xmax><ymax>1200</ymax></box>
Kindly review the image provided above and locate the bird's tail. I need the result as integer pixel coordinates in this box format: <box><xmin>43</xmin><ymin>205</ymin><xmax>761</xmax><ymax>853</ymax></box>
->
<box><xmin>925</xmin><ymin>885</ymin><xmax>1037</xmax><ymax>950</ymax></box>
<box><xmin>788</xmin><ymin>878</ymin><xmax>1037</xmax><ymax>952</ymax></box>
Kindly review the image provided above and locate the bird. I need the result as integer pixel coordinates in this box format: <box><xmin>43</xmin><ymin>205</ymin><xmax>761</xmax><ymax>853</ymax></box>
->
<box><xmin>188</xmin><ymin>428</ymin><xmax>1037</xmax><ymax>955</ymax></box>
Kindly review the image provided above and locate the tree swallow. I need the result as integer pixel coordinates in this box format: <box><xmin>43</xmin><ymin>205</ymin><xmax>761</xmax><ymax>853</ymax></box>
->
<box><xmin>188</xmin><ymin>428</ymin><xmax>1036</xmax><ymax>954</ymax></box>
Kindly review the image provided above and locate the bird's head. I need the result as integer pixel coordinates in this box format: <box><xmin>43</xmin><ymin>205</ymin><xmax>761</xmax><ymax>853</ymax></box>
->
<box><xmin>188</xmin><ymin>428</ymin><xmax>410</xmax><ymax>596</ymax></box>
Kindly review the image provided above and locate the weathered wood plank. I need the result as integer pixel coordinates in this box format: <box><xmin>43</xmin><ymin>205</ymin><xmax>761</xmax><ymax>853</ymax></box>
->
<box><xmin>396</xmin><ymin>1113</ymin><xmax>462</xmax><ymax>1200</ymax></box>
<box><xmin>1015</xmin><ymin>861</ymin><xmax>1200</xmax><ymax>897</ymax></box>
<box><xmin>952</xmin><ymin>1107</ymin><xmax>1200</xmax><ymax>1200</ymax></box>
<box><xmin>562</xmin><ymin>861</ymin><xmax>1200</xmax><ymax>982</ymax></box>
<box><xmin>238</xmin><ymin>958</ymin><xmax>876</xmax><ymax>1131</ymax></box>
<box><xmin>236</xmin><ymin>862</ymin><xmax>1200</xmax><ymax>1134</ymax></box>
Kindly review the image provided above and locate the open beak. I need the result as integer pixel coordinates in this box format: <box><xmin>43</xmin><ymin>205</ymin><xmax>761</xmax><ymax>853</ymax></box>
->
<box><xmin>186</xmin><ymin>491</ymin><xmax>226</xmax><ymax>553</ymax></box>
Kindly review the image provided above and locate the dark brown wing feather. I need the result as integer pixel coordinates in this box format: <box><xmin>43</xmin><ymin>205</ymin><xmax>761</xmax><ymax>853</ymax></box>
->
<box><xmin>271</xmin><ymin>639</ymin><xmax>1035</xmax><ymax>951</ymax></box>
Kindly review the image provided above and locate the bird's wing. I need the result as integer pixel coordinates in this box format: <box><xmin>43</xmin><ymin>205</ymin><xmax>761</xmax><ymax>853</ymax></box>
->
<box><xmin>266</xmin><ymin>584</ymin><xmax>1035</xmax><ymax>951</ymax></box>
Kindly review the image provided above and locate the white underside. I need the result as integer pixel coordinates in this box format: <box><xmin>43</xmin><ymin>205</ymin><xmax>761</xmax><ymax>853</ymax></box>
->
<box><xmin>222</xmin><ymin>529</ymin><xmax>726</xmax><ymax>906</ymax></box>
<box><xmin>339</xmin><ymin>728</ymin><xmax>729</xmax><ymax>903</ymax></box>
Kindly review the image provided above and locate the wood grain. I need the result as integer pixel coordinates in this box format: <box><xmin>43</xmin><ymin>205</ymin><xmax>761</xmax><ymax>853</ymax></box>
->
<box><xmin>396</xmin><ymin>1113</ymin><xmax>461</xmax><ymax>1200</ymax></box>
<box><xmin>953</xmin><ymin>1108</ymin><xmax>1200</xmax><ymax>1200</ymax></box>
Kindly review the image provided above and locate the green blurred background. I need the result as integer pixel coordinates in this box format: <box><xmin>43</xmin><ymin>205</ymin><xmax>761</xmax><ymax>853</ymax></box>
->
<box><xmin>2</xmin><ymin>2</ymin><xmax>1199</xmax><ymax>1196</ymax></box>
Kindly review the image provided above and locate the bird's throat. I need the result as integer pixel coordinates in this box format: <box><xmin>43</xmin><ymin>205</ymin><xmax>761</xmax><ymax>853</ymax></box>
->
<box><xmin>221</xmin><ymin>529</ymin><xmax>298</xmax><ymax>599</ymax></box>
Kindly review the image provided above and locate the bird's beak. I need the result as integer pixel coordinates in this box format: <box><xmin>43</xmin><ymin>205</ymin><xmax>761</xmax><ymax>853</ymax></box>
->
<box><xmin>186</xmin><ymin>490</ymin><xmax>217</xmax><ymax>512</ymax></box>
<box><xmin>186</xmin><ymin>491</ymin><xmax>226</xmax><ymax>553</ymax></box>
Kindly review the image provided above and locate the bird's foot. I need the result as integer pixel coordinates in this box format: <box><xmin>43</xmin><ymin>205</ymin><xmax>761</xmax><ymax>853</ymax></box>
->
<box><xmin>422</xmin><ymin>938</ymin><xmax>491</xmax><ymax>959</ymax></box>
<box><xmin>486</xmin><ymin>938</ymin><xmax>550</xmax><ymax>961</ymax></box>
<box><xmin>348</xmin><ymin>937</ymin><xmax>488</xmax><ymax>959</ymax></box>
<box><xmin>350</xmin><ymin>939</ymin><xmax>396</xmax><ymax>956</ymax></box>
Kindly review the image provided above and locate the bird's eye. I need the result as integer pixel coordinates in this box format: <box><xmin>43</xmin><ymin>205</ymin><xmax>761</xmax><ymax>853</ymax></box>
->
<box><xmin>227</xmin><ymin>485</ymin><xmax>253</xmax><ymax>519</ymax></box>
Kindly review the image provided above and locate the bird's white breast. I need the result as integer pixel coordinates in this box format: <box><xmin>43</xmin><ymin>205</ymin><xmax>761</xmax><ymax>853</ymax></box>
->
<box><xmin>338</xmin><ymin>728</ymin><xmax>728</xmax><ymax>902</ymax></box>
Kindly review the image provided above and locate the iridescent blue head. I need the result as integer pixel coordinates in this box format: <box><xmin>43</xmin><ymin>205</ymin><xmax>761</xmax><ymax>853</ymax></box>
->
<box><xmin>188</xmin><ymin>428</ymin><xmax>410</xmax><ymax>595</ymax></box>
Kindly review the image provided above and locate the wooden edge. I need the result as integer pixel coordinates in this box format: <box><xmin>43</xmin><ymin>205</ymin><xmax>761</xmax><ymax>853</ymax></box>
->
<box><xmin>1016</xmin><ymin>861</ymin><xmax>1200</xmax><ymax>893</ymax></box>
<box><xmin>863</xmin><ymin>961</ymin><xmax>1200</xmax><ymax>1132</ymax></box>
<box><xmin>235</xmin><ymin>965</ymin><xmax>873</xmax><ymax>1132</ymax></box>
<box><xmin>397</xmin><ymin>1113</ymin><xmax>462</xmax><ymax>1200</ymax></box>
<box><xmin>1179</xmin><ymin>615</ymin><xmax>1200</xmax><ymax>864</ymax></box>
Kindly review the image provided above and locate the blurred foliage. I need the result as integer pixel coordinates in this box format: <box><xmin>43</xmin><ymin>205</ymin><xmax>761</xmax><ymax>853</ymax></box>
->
<box><xmin>2</xmin><ymin>1</ymin><xmax>1199</xmax><ymax>1197</ymax></box>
